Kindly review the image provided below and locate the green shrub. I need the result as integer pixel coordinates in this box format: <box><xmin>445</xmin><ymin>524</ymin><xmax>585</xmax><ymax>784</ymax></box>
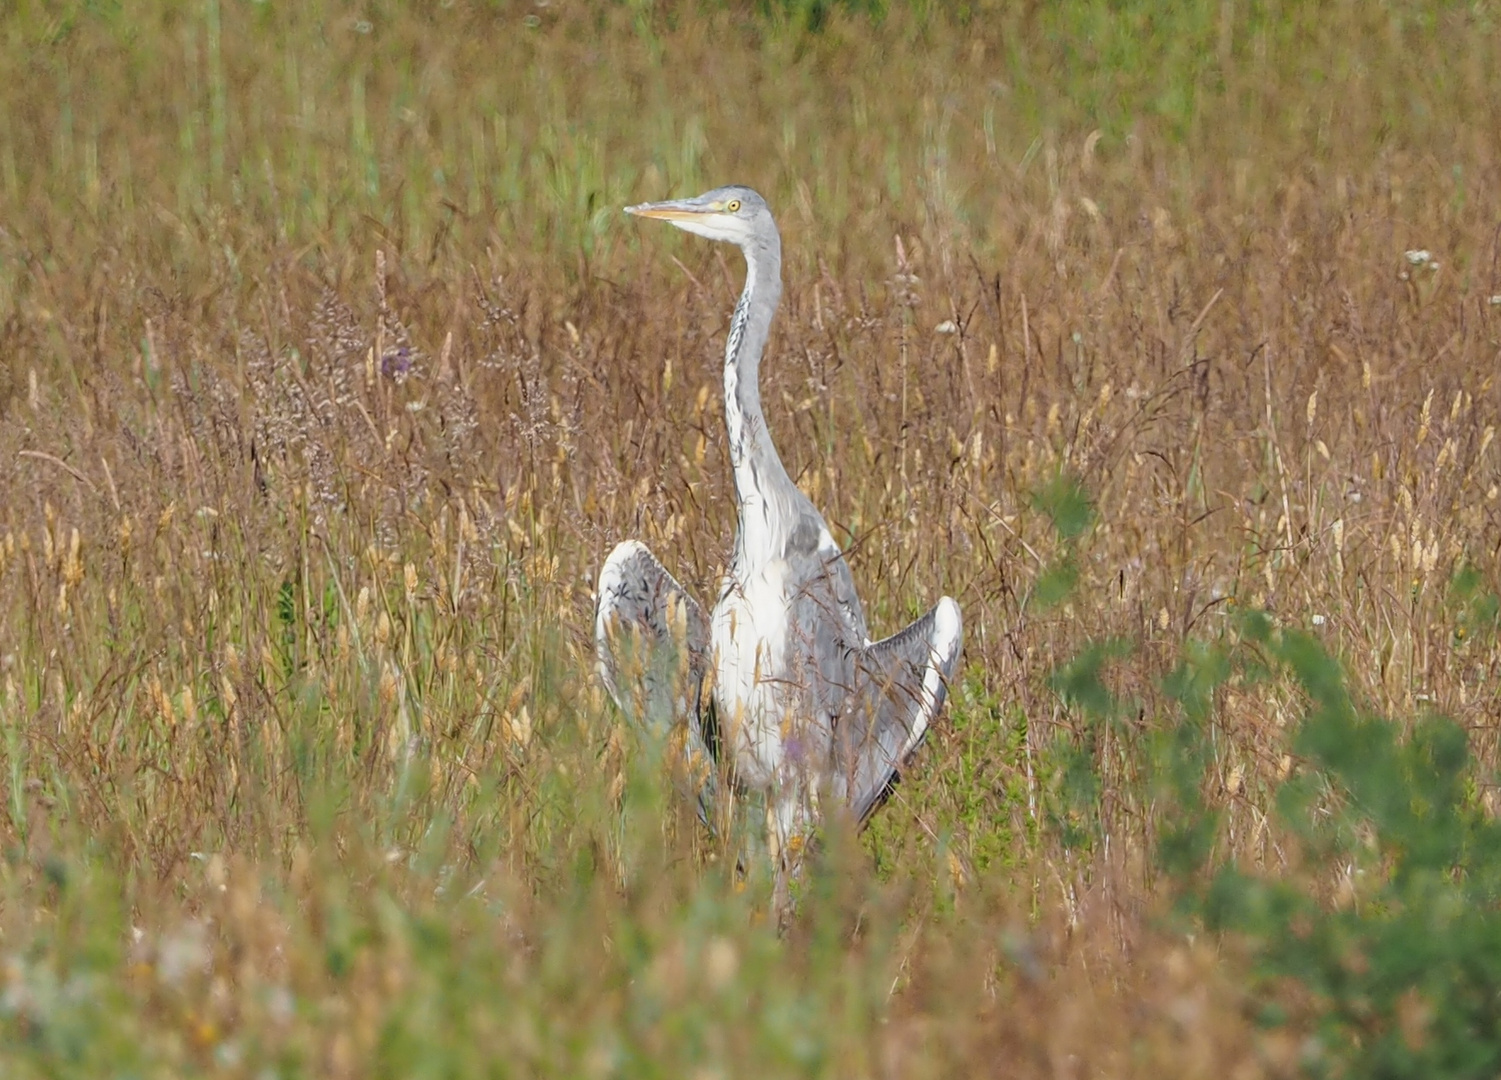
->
<box><xmin>1038</xmin><ymin>473</ymin><xmax>1501</xmax><ymax>1076</ymax></box>
<box><xmin>1163</xmin><ymin>614</ymin><xmax>1501</xmax><ymax>1077</ymax></box>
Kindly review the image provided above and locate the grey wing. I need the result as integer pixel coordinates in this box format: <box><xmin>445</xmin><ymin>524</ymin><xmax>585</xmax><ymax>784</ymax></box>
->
<box><xmin>793</xmin><ymin>552</ymin><xmax>867</xmax><ymax>689</ymax></box>
<box><xmin>594</xmin><ymin>541</ymin><xmax>717</xmax><ymax>817</ymax></box>
<box><xmin>832</xmin><ymin>597</ymin><xmax>963</xmax><ymax>826</ymax></box>
<box><xmin>781</xmin><ymin>520</ymin><xmax>868</xmax><ymax>762</ymax></box>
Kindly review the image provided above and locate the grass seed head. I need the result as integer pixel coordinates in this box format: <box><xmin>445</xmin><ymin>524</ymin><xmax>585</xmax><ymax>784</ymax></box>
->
<box><xmin>63</xmin><ymin>528</ymin><xmax>83</xmax><ymax>589</ymax></box>
<box><xmin>0</xmin><ymin>6</ymin><xmax>1498</xmax><ymax>1072</ymax></box>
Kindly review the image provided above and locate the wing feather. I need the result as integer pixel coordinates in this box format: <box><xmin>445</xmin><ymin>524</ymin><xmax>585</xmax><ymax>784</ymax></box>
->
<box><xmin>833</xmin><ymin>597</ymin><xmax>962</xmax><ymax>825</ymax></box>
<box><xmin>595</xmin><ymin>541</ymin><xmax>717</xmax><ymax>821</ymax></box>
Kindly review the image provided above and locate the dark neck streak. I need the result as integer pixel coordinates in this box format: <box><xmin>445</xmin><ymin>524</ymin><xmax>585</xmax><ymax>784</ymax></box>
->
<box><xmin>724</xmin><ymin>239</ymin><xmax>795</xmax><ymax>568</ymax></box>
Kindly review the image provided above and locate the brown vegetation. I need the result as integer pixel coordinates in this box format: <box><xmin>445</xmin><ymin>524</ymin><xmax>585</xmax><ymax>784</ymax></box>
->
<box><xmin>0</xmin><ymin>2</ymin><xmax>1498</xmax><ymax>1074</ymax></box>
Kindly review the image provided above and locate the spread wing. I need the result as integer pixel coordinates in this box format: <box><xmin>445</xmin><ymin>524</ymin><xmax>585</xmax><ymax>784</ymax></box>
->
<box><xmin>594</xmin><ymin>540</ymin><xmax>717</xmax><ymax>820</ymax></box>
<box><xmin>832</xmin><ymin>597</ymin><xmax>962</xmax><ymax>826</ymax></box>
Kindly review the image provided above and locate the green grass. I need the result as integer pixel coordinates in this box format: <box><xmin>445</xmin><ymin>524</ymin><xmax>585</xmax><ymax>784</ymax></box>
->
<box><xmin>2</xmin><ymin>0</ymin><xmax>1501</xmax><ymax>1075</ymax></box>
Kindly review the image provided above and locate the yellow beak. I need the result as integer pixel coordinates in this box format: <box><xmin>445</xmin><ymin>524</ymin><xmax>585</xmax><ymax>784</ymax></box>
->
<box><xmin>625</xmin><ymin>201</ymin><xmax>720</xmax><ymax>221</ymax></box>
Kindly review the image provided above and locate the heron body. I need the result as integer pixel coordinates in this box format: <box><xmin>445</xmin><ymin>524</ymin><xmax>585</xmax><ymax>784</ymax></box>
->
<box><xmin>595</xmin><ymin>185</ymin><xmax>962</xmax><ymax>876</ymax></box>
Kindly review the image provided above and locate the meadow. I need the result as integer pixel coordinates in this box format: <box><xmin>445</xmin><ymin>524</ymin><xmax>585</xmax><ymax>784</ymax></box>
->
<box><xmin>1</xmin><ymin>0</ymin><xmax>1500</xmax><ymax>1075</ymax></box>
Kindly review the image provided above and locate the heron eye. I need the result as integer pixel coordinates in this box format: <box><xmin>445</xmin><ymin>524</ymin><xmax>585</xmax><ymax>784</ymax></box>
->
<box><xmin>726</xmin><ymin>199</ymin><xmax>741</xmax><ymax>212</ymax></box>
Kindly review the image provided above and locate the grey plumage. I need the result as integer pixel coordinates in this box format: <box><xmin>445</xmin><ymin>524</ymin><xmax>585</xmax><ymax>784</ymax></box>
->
<box><xmin>835</xmin><ymin>604</ymin><xmax>959</xmax><ymax>824</ymax></box>
<box><xmin>595</xmin><ymin>185</ymin><xmax>963</xmax><ymax>884</ymax></box>
<box><xmin>594</xmin><ymin>540</ymin><xmax>717</xmax><ymax>823</ymax></box>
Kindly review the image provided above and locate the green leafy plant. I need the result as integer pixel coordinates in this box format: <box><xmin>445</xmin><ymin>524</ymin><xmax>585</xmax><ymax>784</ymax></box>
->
<box><xmin>1153</xmin><ymin>610</ymin><xmax>1501</xmax><ymax>1077</ymax></box>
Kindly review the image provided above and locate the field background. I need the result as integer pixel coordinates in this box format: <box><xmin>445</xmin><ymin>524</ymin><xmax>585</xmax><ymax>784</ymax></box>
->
<box><xmin>1</xmin><ymin>0</ymin><xmax>1500</xmax><ymax>1075</ymax></box>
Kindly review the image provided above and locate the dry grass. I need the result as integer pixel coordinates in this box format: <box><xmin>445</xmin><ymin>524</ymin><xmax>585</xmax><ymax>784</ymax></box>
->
<box><xmin>1</xmin><ymin>1</ymin><xmax>1500</xmax><ymax>1075</ymax></box>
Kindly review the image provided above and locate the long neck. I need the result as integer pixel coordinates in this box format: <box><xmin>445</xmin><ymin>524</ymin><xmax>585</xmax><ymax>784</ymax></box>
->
<box><xmin>724</xmin><ymin>239</ymin><xmax>797</xmax><ymax>564</ymax></box>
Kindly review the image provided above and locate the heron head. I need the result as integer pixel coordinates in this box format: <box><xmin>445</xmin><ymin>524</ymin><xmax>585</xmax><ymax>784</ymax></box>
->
<box><xmin>625</xmin><ymin>185</ymin><xmax>774</xmax><ymax>248</ymax></box>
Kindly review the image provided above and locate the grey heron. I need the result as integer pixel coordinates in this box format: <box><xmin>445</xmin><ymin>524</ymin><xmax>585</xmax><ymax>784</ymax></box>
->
<box><xmin>595</xmin><ymin>185</ymin><xmax>962</xmax><ymax>890</ymax></box>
